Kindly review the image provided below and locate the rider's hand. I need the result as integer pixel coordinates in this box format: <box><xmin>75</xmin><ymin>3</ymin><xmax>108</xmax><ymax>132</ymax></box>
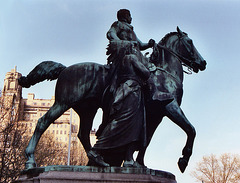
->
<box><xmin>131</xmin><ymin>41</ymin><xmax>138</xmax><ymax>48</ymax></box>
<box><xmin>148</xmin><ymin>39</ymin><xmax>155</xmax><ymax>47</ymax></box>
<box><xmin>148</xmin><ymin>63</ymin><xmax>157</xmax><ymax>72</ymax></box>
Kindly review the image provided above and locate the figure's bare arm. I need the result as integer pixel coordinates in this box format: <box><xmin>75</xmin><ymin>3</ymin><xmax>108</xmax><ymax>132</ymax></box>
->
<box><xmin>128</xmin><ymin>55</ymin><xmax>150</xmax><ymax>80</ymax></box>
<box><xmin>138</xmin><ymin>38</ymin><xmax>155</xmax><ymax>51</ymax></box>
<box><xmin>107</xmin><ymin>22</ymin><xmax>120</xmax><ymax>41</ymax></box>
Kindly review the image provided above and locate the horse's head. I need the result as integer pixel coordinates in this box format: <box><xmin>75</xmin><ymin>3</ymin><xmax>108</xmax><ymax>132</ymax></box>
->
<box><xmin>151</xmin><ymin>27</ymin><xmax>206</xmax><ymax>74</ymax></box>
<box><xmin>176</xmin><ymin>27</ymin><xmax>206</xmax><ymax>73</ymax></box>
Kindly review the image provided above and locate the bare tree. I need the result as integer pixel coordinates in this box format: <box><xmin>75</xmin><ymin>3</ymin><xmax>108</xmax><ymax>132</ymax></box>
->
<box><xmin>191</xmin><ymin>153</ymin><xmax>240</xmax><ymax>183</ymax></box>
<box><xmin>34</xmin><ymin>132</ymin><xmax>68</xmax><ymax>166</ymax></box>
<box><xmin>0</xmin><ymin>90</ymin><xmax>88</xmax><ymax>182</ymax></box>
<box><xmin>0</xmin><ymin>93</ymin><xmax>27</xmax><ymax>182</ymax></box>
<box><xmin>33</xmin><ymin>133</ymin><xmax>88</xmax><ymax>167</ymax></box>
<box><xmin>70</xmin><ymin>140</ymin><xmax>88</xmax><ymax>166</ymax></box>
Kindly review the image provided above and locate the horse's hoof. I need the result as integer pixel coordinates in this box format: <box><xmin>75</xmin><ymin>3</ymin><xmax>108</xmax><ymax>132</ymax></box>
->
<box><xmin>178</xmin><ymin>157</ymin><xmax>188</xmax><ymax>173</ymax></box>
<box><xmin>123</xmin><ymin>160</ymin><xmax>134</xmax><ymax>167</ymax></box>
<box><xmin>25</xmin><ymin>162</ymin><xmax>37</xmax><ymax>169</ymax></box>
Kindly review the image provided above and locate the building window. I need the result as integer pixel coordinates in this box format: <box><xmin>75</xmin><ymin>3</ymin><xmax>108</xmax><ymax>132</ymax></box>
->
<box><xmin>56</xmin><ymin>130</ymin><xmax>58</xmax><ymax>134</ymax></box>
<box><xmin>42</xmin><ymin>103</ymin><xmax>45</xmax><ymax>106</ymax></box>
<box><xmin>64</xmin><ymin>131</ymin><xmax>66</xmax><ymax>135</ymax></box>
<box><xmin>52</xmin><ymin>130</ymin><xmax>55</xmax><ymax>134</ymax></box>
<box><xmin>60</xmin><ymin>130</ymin><xmax>62</xmax><ymax>134</ymax></box>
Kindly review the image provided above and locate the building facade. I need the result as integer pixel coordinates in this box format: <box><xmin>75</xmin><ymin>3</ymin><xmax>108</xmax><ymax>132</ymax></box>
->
<box><xmin>0</xmin><ymin>67</ymin><xmax>96</xmax><ymax>164</ymax></box>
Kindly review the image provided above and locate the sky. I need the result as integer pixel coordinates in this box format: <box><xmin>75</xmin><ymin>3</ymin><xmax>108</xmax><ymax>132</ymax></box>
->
<box><xmin>1</xmin><ymin>0</ymin><xmax>240</xmax><ymax>182</ymax></box>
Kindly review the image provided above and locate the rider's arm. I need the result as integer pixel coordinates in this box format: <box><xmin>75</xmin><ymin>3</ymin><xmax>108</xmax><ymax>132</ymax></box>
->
<box><xmin>138</xmin><ymin>38</ymin><xmax>155</xmax><ymax>51</ymax></box>
<box><xmin>107</xmin><ymin>22</ymin><xmax>121</xmax><ymax>41</ymax></box>
<box><xmin>129</xmin><ymin>55</ymin><xmax>150</xmax><ymax>81</ymax></box>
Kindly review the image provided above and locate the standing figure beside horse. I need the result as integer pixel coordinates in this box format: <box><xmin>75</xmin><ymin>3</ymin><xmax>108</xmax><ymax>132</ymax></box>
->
<box><xmin>18</xmin><ymin>9</ymin><xmax>206</xmax><ymax>173</ymax></box>
<box><xmin>88</xmin><ymin>9</ymin><xmax>157</xmax><ymax>168</ymax></box>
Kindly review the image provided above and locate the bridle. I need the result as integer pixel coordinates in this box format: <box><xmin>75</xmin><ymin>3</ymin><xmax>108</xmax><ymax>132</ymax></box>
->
<box><xmin>156</xmin><ymin>34</ymin><xmax>197</xmax><ymax>74</ymax></box>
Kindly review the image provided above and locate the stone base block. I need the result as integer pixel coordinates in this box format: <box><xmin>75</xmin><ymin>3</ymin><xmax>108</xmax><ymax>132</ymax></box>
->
<box><xmin>17</xmin><ymin>165</ymin><xmax>177</xmax><ymax>183</ymax></box>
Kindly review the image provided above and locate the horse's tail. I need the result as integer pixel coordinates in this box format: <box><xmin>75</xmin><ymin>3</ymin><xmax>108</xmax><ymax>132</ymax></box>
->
<box><xmin>18</xmin><ymin>61</ymin><xmax>66</xmax><ymax>88</ymax></box>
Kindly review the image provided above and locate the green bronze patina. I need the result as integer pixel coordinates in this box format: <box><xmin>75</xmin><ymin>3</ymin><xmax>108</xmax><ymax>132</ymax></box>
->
<box><xmin>18</xmin><ymin>9</ymin><xmax>206</xmax><ymax>174</ymax></box>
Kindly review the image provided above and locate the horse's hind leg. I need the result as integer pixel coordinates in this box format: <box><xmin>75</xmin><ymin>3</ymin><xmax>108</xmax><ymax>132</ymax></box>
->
<box><xmin>136</xmin><ymin>115</ymin><xmax>163</xmax><ymax>167</ymax></box>
<box><xmin>25</xmin><ymin>102</ymin><xmax>69</xmax><ymax>169</ymax></box>
<box><xmin>165</xmin><ymin>100</ymin><xmax>196</xmax><ymax>173</ymax></box>
<box><xmin>73</xmin><ymin>105</ymin><xmax>97</xmax><ymax>154</ymax></box>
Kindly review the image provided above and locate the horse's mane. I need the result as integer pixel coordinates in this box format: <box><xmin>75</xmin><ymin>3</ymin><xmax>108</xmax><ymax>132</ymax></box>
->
<box><xmin>151</xmin><ymin>31</ymin><xmax>188</xmax><ymax>64</ymax></box>
<box><xmin>151</xmin><ymin>32</ymin><xmax>178</xmax><ymax>64</ymax></box>
<box><xmin>158</xmin><ymin>31</ymin><xmax>187</xmax><ymax>45</ymax></box>
<box><xmin>158</xmin><ymin>32</ymin><xmax>178</xmax><ymax>45</ymax></box>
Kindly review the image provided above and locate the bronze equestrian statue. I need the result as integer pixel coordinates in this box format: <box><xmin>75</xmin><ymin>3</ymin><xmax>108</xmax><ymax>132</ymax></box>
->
<box><xmin>19</xmin><ymin>9</ymin><xmax>206</xmax><ymax>173</ymax></box>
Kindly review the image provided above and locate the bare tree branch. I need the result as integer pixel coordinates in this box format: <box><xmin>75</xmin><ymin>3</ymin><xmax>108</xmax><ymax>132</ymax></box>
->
<box><xmin>191</xmin><ymin>153</ymin><xmax>240</xmax><ymax>183</ymax></box>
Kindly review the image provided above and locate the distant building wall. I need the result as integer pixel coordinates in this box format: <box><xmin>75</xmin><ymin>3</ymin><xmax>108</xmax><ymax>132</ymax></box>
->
<box><xmin>0</xmin><ymin>67</ymin><xmax>96</xmax><ymax>158</ymax></box>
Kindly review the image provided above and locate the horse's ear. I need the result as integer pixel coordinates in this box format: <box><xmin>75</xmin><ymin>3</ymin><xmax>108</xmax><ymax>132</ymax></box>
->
<box><xmin>177</xmin><ymin>26</ymin><xmax>184</xmax><ymax>37</ymax></box>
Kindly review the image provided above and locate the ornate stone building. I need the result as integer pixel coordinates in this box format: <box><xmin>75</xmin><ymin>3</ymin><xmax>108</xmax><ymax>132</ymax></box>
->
<box><xmin>1</xmin><ymin>67</ymin><xmax>22</xmax><ymax>123</ymax></box>
<box><xmin>0</xmin><ymin>67</ymin><xmax>96</xmax><ymax>163</ymax></box>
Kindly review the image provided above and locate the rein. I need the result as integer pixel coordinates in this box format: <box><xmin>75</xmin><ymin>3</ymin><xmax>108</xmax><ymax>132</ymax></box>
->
<box><xmin>155</xmin><ymin>66</ymin><xmax>182</xmax><ymax>85</ymax></box>
<box><xmin>157</xmin><ymin>44</ymin><xmax>193</xmax><ymax>74</ymax></box>
<box><xmin>150</xmin><ymin>35</ymin><xmax>197</xmax><ymax>84</ymax></box>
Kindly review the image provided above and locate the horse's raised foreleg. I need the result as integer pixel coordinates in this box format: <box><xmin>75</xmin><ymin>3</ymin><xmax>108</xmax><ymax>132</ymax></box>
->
<box><xmin>165</xmin><ymin>100</ymin><xmax>196</xmax><ymax>173</ymax></box>
<box><xmin>25</xmin><ymin>102</ymin><xmax>69</xmax><ymax>169</ymax></box>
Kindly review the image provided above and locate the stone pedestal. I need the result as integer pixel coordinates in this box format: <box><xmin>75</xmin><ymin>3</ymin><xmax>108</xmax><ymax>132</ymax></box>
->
<box><xmin>17</xmin><ymin>165</ymin><xmax>177</xmax><ymax>183</ymax></box>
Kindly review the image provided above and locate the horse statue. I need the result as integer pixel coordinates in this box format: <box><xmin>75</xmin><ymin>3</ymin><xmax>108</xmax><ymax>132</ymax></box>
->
<box><xmin>19</xmin><ymin>27</ymin><xmax>206</xmax><ymax>173</ymax></box>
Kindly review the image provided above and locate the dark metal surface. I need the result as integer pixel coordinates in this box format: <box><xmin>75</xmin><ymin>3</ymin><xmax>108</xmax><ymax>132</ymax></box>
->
<box><xmin>19</xmin><ymin>16</ymin><xmax>206</xmax><ymax>173</ymax></box>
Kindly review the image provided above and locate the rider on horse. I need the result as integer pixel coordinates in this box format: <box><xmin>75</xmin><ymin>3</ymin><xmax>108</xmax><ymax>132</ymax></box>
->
<box><xmin>87</xmin><ymin>9</ymin><xmax>173</xmax><ymax>167</ymax></box>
